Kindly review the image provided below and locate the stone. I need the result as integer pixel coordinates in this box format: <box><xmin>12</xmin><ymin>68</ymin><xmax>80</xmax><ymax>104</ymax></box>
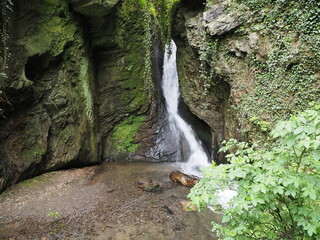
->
<box><xmin>228</xmin><ymin>39</ymin><xmax>251</xmax><ymax>58</ymax></box>
<box><xmin>138</xmin><ymin>181</ymin><xmax>161</xmax><ymax>193</ymax></box>
<box><xmin>161</xmin><ymin>206</ymin><xmax>174</xmax><ymax>215</ymax></box>
<box><xmin>185</xmin><ymin>13</ymin><xmax>204</xmax><ymax>49</ymax></box>
<box><xmin>203</xmin><ymin>5</ymin><xmax>224</xmax><ymax>23</ymax></box>
<box><xmin>67</xmin><ymin>0</ymin><xmax>120</xmax><ymax>17</ymax></box>
<box><xmin>169</xmin><ymin>171</ymin><xmax>199</xmax><ymax>187</ymax></box>
<box><xmin>205</xmin><ymin>13</ymin><xmax>245</xmax><ymax>36</ymax></box>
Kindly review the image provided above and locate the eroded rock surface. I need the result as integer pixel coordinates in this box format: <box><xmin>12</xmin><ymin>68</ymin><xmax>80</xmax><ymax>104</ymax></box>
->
<box><xmin>67</xmin><ymin>0</ymin><xmax>120</xmax><ymax>16</ymax></box>
<box><xmin>0</xmin><ymin>0</ymin><xmax>99</xmax><ymax>192</ymax></box>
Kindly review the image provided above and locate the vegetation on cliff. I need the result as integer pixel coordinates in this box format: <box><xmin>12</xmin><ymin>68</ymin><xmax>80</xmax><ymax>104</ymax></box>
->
<box><xmin>0</xmin><ymin>0</ymin><xmax>13</xmax><ymax>118</ymax></box>
<box><xmin>109</xmin><ymin>0</ymin><xmax>181</xmax><ymax>155</ymax></box>
<box><xmin>191</xmin><ymin>0</ymin><xmax>320</xmax><ymax>142</ymax></box>
<box><xmin>112</xmin><ymin>115</ymin><xmax>145</xmax><ymax>153</ymax></box>
<box><xmin>234</xmin><ymin>0</ymin><xmax>320</xmax><ymax>125</ymax></box>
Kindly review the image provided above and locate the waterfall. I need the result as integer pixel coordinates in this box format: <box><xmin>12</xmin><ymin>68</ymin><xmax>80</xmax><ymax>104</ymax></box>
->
<box><xmin>162</xmin><ymin>40</ymin><xmax>210</xmax><ymax>176</ymax></box>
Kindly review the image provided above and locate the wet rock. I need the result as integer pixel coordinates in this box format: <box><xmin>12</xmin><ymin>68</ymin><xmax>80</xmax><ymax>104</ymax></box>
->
<box><xmin>169</xmin><ymin>171</ymin><xmax>199</xmax><ymax>187</ymax></box>
<box><xmin>137</xmin><ymin>181</ymin><xmax>161</xmax><ymax>193</ymax></box>
<box><xmin>91</xmin><ymin>10</ymin><xmax>161</xmax><ymax>162</ymax></box>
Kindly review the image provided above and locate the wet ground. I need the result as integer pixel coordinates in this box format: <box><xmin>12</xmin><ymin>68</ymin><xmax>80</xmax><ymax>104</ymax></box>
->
<box><xmin>0</xmin><ymin>162</ymin><xmax>220</xmax><ymax>240</ymax></box>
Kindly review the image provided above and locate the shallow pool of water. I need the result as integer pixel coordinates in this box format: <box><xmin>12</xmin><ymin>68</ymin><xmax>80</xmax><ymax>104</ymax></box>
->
<box><xmin>0</xmin><ymin>162</ymin><xmax>220</xmax><ymax>240</ymax></box>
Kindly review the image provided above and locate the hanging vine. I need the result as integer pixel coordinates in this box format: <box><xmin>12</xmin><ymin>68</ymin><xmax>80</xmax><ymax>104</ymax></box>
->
<box><xmin>154</xmin><ymin>0</ymin><xmax>180</xmax><ymax>45</ymax></box>
<box><xmin>142</xmin><ymin>0</ymin><xmax>153</xmax><ymax>95</ymax></box>
<box><xmin>0</xmin><ymin>0</ymin><xmax>13</xmax><ymax>118</ymax></box>
<box><xmin>0</xmin><ymin>0</ymin><xmax>12</xmax><ymax>77</ymax></box>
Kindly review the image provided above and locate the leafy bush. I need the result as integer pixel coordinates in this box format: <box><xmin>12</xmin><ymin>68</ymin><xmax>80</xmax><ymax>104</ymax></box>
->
<box><xmin>189</xmin><ymin>104</ymin><xmax>320</xmax><ymax>239</ymax></box>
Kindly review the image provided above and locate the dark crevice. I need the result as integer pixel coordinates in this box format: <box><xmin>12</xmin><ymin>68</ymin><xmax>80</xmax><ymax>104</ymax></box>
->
<box><xmin>180</xmin><ymin>0</ymin><xmax>206</xmax><ymax>11</ymax></box>
<box><xmin>178</xmin><ymin>98</ymin><xmax>212</xmax><ymax>159</ymax></box>
<box><xmin>25</xmin><ymin>52</ymin><xmax>63</xmax><ymax>81</ymax></box>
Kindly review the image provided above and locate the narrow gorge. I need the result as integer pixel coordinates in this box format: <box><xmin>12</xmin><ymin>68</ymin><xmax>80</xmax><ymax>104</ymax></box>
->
<box><xmin>0</xmin><ymin>0</ymin><xmax>319</xmax><ymax>239</ymax></box>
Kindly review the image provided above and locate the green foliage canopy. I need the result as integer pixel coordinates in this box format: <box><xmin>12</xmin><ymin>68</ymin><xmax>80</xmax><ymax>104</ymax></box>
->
<box><xmin>189</xmin><ymin>104</ymin><xmax>320</xmax><ymax>239</ymax></box>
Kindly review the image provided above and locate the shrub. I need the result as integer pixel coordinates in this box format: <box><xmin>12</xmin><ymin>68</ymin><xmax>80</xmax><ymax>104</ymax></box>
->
<box><xmin>189</xmin><ymin>104</ymin><xmax>320</xmax><ymax>239</ymax></box>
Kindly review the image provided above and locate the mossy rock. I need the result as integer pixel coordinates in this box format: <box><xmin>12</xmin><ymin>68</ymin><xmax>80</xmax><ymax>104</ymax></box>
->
<box><xmin>112</xmin><ymin>115</ymin><xmax>145</xmax><ymax>153</ymax></box>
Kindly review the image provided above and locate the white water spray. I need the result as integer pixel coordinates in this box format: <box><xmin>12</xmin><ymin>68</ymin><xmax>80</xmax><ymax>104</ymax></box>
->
<box><xmin>161</xmin><ymin>41</ymin><xmax>237</xmax><ymax>207</ymax></box>
<box><xmin>162</xmin><ymin>40</ymin><xmax>210</xmax><ymax>176</ymax></box>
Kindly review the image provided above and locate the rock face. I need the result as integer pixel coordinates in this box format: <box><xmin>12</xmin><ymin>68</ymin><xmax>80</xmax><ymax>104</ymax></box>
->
<box><xmin>2</xmin><ymin>0</ymin><xmax>318</xmax><ymax>192</ymax></box>
<box><xmin>173</xmin><ymin>0</ymin><xmax>320</xmax><ymax>149</ymax></box>
<box><xmin>0</xmin><ymin>0</ymin><xmax>166</xmax><ymax>191</ymax></box>
<box><xmin>0</xmin><ymin>0</ymin><xmax>100</xmax><ymax>191</ymax></box>
<box><xmin>1</xmin><ymin>0</ymin><xmax>188</xmax><ymax>192</ymax></box>
<box><xmin>67</xmin><ymin>0</ymin><xmax>119</xmax><ymax>17</ymax></box>
<box><xmin>87</xmin><ymin>1</ymin><xmax>165</xmax><ymax>162</ymax></box>
<box><xmin>173</xmin><ymin>1</ymin><xmax>252</xmax><ymax>154</ymax></box>
<box><xmin>203</xmin><ymin>5</ymin><xmax>245</xmax><ymax>36</ymax></box>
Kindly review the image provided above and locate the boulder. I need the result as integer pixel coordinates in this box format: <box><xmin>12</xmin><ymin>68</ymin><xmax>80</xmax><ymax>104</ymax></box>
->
<box><xmin>205</xmin><ymin>13</ymin><xmax>245</xmax><ymax>36</ymax></box>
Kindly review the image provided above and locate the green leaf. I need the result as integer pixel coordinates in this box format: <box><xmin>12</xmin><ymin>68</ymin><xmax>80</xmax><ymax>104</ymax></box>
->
<box><xmin>307</xmin><ymin>226</ymin><xmax>316</xmax><ymax>237</ymax></box>
<box><xmin>233</xmin><ymin>168</ymin><xmax>247</xmax><ymax>178</ymax></box>
<box><xmin>189</xmin><ymin>105</ymin><xmax>320</xmax><ymax>240</ymax></box>
<box><xmin>313</xmin><ymin>140</ymin><xmax>320</xmax><ymax>150</ymax></box>
<box><xmin>304</xmin><ymin>141</ymin><xmax>310</xmax><ymax>149</ymax></box>
<box><xmin>294</xmin><ymin>179</ymin><xmax>300</xmax><ymax>188</ymax></box>
<box><xmin>294</xmin><ymin>127</ymin><xmax>305</xmax><ymax>135</ymax></box>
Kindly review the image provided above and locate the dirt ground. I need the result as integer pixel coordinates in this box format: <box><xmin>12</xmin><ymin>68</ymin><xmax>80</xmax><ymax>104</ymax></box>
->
<box><xmin>0</xmin><ymin>162</ymin><xmax>220</xmax><ymax>240</ymax></box>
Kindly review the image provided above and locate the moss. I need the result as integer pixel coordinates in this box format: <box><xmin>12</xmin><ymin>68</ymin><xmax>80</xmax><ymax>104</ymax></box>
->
<box><xmin>112</xmin><ymin>0</ymin><xmax>184</xmax><ymax>113</ymax></box>
<box><xmin>176</xmin><ymin>44</ymin><xmax>193</xmax><ymax>97</ymax></box>
<box><xmin>58</xmin><ymin>29</ymin><xmax>99</xmax><ymax>161</ymax></box>
<box><xmin>22</xmin><ymin>0</ymin><xmax>77</xmax><ymax>56</ymax></box>
<box><xmin>57</xmin><ymin>128</ymin><xmax>71</xmax><ymax>145</ymax></box>
<box><xmin>118</xmin><ymin>47</ymin><xmax>149</xmax><ymax>113</ymax></box>
<box><xmin>112</xmin><ymin>115</ymin><xmax>145</xmax><ymax>153</ymax></box>
<box><xmin>153</xmin><ymin>0</ymin><xmax>181</xmax><ymax>44</ymax></box>
<box><xmin>18</xmin><ymin>173</ymin><xmax>52</xmax><ymax>188</ymax></box>
<box><xmin>115</xmin><ymin>0</ymin><xmax>152</xmax><ymax>113</ymax></box>
<box><xmin>20</xmin><ymin>146</ymin><xmax>46</xmax><ymax>166</ymax></box>
<box><xmin>79</xmin><ymin>58</ymin><xmax>94</xmax><ymax>124</ymax></box>
<box><xmin>33</xmin><ymin>149</ymin><xmax>45</xmax><ymax>162</ymax></box>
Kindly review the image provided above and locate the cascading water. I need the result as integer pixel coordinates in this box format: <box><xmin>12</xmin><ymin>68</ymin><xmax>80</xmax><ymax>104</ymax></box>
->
<box><xmin>162</xmin><ymin>40</ymin><xmax>210</xmax><ymax>176</ymax></box>
<box><xmin>161</xmin><ymin>40</ymin><xmax>237</xmax><ymax>208</ymax></box>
